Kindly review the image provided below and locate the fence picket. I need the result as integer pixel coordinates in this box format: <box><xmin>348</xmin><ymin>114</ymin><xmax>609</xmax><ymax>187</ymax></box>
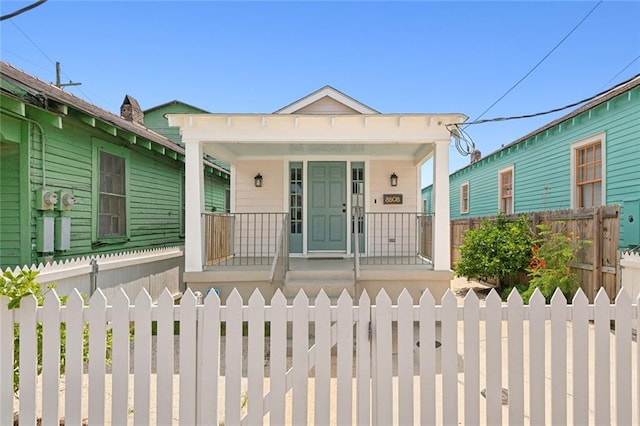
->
<box><xmin>247</xmin><ymin>290</ymin><xmax>265</xmax><ymax>425</ymax></box>
<box><xmin>133</xmin><ymin>289</ymin><xmax>152</xmax><ymax>425</ymax></box>
<box><xmin>268</xmin><ymin>290</ymin><xmax>287</xmax><ymax>424</ymax></box>
<box><xmin>87</xmin><ymin>289</ymin><xmax>108</xmax><ymax>423</ymax></box>
<box><xmin>314</xmin><ymin>290</ymin><xmax>331</xmax><ymax>425</ymax></box>
<box><xmin>615</xmin><ymin>289</ymin><xmax>632</xmax><ymax>425</ymax></box>
<box><xmin>224</xmin><ymin>289</ymin><xmax>243</xmax><ymax>425</ymax></box>
<box><xmin>337</xmin><ymin>290</ymin><xmax>354</xmax><ymax>425</ymax></box>
<box><xmin>571</xmin><ymin>289</ymin><xmax>589</xmax><ymax>425</ymax></box>
<box><xmin>441</xmin><ymin>290</ymin><xmax>458</xmax><ymax>425</ymax></box>
<box><xmin>64</xmin><ymin>290</ymin><xmax>85</xmax><ymax>425</ymax></box>
<box><xmin>528</xmin><ymin>289</ymin><xmax>545</xmax><ymax>425</ymax></box>
<box><xmin>356</xmin><ymin>291</ymin><xmax>371</xmax><ymax>426</ymax></box>
<box><xmin>419</xmin><ymin>290</ymin><xmax>436</xmax><ymax>425</ymax></box>
<box><xmin>507</xmin><ymin>289</ymin><xmax>524</xmax><ymax>423</ymax></box>
<box><xmin>41</xmin><ymin>290</ymin><xmax>61</xmax><ymax>425</ymax></box>
<box><xmin>157</xmin><ymin>289</ymin><xmax>176</xmax><ymax>425</ymax></box>
<box><xmin>0</xmin><ymin>296</ymin><xmax>13</xmax><ymax>426</ymax></box>
<box><xmin>485</xmin><ymin>289</ymin><xmax>502</xmax><ymax>426</ymax></box>
<box><xmin>180</xmin><ymin>290</ymin><xmax>198</xmax><ymax>424</ymax></box>
<box><xmin>463</xmin><ymin>289</ymin><xmax>480</xmax><ymax>425</ymax></box>
<box><xmin>18</xmin><ymin>295</ymin><xmax>38</xmax><ymax>426</ymax></box>
<box><xmin>397</xmin><ymin>289</ymin><xmax>414</xmax><ymax>426</ymax></box>
<box><xmin>374</xmin><ymin>290</ymin><xmax>393</xmax><ymax>425</ymax></box>
<box><xmin>594</xmin><ymin>288</ymin><xmax>611</xmax><ymax>425</ymax></box>
<box><xmin>111</xmin><ymin>289</ymin><xmax>131</xmax><ymax>426</ymax></box>
<box><xmin>550</xmin><ymin>289</ymin><xmax>568</xmax><ymax>425</ymax></box>
<box><xmin>292</xmin><ymin>290</ymin><xmax>310</xmax><ymax>425</ymax></box>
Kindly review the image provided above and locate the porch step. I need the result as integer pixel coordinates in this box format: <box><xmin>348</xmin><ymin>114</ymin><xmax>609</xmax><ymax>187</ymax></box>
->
<box><xmin>283</xmin><ymin>273</ymin><xmax>355</xmax><ymax>301</ymax></box>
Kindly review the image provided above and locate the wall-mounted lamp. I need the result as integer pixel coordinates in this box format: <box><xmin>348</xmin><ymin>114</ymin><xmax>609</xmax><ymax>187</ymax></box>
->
<box><xmin>390</xmin><ymin>172</ymin><xmax>398</xmax><ymax>187</ymax></box>
<box><xmin>254</xmin><ymin>173</ymin><xmax>263</xmax><ymax>188</ymax></box>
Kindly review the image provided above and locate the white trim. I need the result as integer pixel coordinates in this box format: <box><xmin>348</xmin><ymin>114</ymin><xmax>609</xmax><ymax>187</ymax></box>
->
<box><xmin>274</xmin><ymin>86</ymin><xmax>379</xmax><ymax>115</ymax></box>
<box><xmin>460</xmin><ymin>181</ymin><xmax>470</xmax><ymax>214</ymax></box>
<box><xmin>569</xmin><ymin>132</ymin><xmax>606</xmax><ymax>209</ymax></box>
<box><xmin>498</xmin><ymin>165</ymin><xmax>514</xmax><ymax>214</ymax></box>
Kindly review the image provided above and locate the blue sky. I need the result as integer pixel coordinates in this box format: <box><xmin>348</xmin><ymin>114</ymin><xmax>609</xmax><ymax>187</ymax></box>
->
<box><xmin>2</xmin><ymin>1</ymin><xmax>639</xmax><ymax>186</ymax></box>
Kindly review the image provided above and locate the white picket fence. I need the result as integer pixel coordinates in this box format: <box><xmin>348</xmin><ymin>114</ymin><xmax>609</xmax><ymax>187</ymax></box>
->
<box><xmin>2</xmin><ymin>246</ymin><xmax>183</xmax><ymax>302</ymax></box>
<box><xmin>621</xmin><ymin>250</ymin><xmax>640</xmax><ymax>302</ymax></box>
<box><xmin>2</xmin><ymin>287</ymin><xmax>638</xmax><ymax>425</ymax></box>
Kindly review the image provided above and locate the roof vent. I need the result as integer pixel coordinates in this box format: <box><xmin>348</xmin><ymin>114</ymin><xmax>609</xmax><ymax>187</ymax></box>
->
<box><xmin>120</xmin><ymin>95</ymin><xmax>144</xmax><ymax>125</ymax></box>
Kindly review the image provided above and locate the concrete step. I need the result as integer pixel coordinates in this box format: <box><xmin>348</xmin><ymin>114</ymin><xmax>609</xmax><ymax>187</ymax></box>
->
<box><xmin>285</xmin><ymin>269</ymin><xmax>354</xmax><ymax>281</ymax></box>
<box><xmin>281</xmin><ymin>279</ymin><xmax>355</xmax><ymax>301</ymax></box>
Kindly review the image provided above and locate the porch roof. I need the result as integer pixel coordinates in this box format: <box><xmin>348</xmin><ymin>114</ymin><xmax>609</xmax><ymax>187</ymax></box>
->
<box><xmin>167</xmin><ymin>113</ymin><xmax>467</xmax><ymax>165</ymax></box>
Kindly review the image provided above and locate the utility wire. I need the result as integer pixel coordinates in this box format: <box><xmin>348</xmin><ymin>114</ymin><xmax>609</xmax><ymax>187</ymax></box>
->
<box><xmin>8</xmin><ymin>20</ymin><xmax>94</xmax><ymax>103</ymax></box>
<box><xmin>599</xmin><ymin>55</ymin><xmax>640</xmax><ymax>89</ymax></box>
<box><xmin>465</xmin><ymin>0</ymin><xmax>603</xmax><ymax>129</ymax></box>
<box><xmin>0</xmin><ymin>0</ymin><xmax>47</xmax><ymax>21</ymax></box>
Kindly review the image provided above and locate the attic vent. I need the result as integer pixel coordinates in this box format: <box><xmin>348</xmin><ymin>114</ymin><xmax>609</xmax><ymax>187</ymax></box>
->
<box><xmin>120</xmin><ymin>95</ymin><xmax>144</xmax><ymax>125</ymax></box>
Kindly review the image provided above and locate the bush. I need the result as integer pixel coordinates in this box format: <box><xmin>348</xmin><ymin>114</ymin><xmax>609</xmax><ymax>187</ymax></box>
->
<box><xmin>455</xmin><ymin>213</ymin><xmax>533</xmax><ymax>288</ymax></box>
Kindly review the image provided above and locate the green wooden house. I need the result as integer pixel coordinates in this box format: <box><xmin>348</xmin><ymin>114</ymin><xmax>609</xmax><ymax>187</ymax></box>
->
<box><xmin>0</xmin><ymin>61</ymin><xmax>230</xmax><ymax>269</ymax></box>
<box><xmin>143</xmin><ymin>100</ymin><xmax>230</xmax><ymax>212</ymax></box>
<box><xmin>423</xmin><ymin>74</ymin><xmax>640</xmax><ymax>249</ymax></box>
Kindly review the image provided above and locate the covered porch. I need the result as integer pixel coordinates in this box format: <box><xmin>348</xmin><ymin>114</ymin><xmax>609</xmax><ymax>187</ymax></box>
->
<box><xmin>168</xmin><ymin>87</ymin><xmax>466</xmax><ymax>303</ymax></box>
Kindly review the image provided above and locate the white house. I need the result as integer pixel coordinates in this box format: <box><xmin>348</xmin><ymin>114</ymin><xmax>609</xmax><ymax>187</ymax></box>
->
<box><xmin>168</xmin><ymin>86</ymin><xmax>466</xmax><ymax>302</ymax></box>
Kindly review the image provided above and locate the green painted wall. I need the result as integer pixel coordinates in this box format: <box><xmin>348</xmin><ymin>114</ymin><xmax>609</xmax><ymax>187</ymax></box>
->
<box><xmin>448</xmin><ymin>85</ymin><xmax>640</xmax><ymax>248</ymax></box>
<box><xmin>0</xmin><ymin>102</ymin><xmax>230</xmax><ymax>269</ymax></box>
<box><xmin>421</xmin><ymin>185</ymin><xmax>433</xmax><ymax>213</ymax></box>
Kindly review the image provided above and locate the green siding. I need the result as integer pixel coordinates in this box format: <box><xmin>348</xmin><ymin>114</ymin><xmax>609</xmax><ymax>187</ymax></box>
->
<box><xmin>0</xmin><ymin>140</ymin><xmax>22</xmax><ymax>266</ymax></box>
<box><xmin>449</xmin><ymin>86</ymin><xmax>640</xmax><ymax>248</ymax></box>
<box><xmin>421</xmin><ymin>185</ymin><xmax>433</xmax><ymax>213</ymax></box>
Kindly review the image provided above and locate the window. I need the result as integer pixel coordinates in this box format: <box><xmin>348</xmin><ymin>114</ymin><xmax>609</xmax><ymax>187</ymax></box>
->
<box><xmin>575</xmin><ymin>141</ymin><xmax>602</xmax><ymax>208</ymax></box>
<box><xmin>460</xmin><ymin>182</ymin><xmax>469</xmax><ymax>214</ymax></box>
<box><xmin>499</xmin><ymin>167</ymin><xmax>513</xmax><ymax>214</ymax></box>
<box><xmin>98</xmin><ymin>151</ymin><xmax>127</xmax><ymax>237</ymax></box>
<box><xmin>351</xmin><ymin>163</ymin><xmax>364</xmax><ymax>234</ymax></box>
<box><xmin>290</xmin><ymin>164</ymin><xmax>303</xmax><ymax>234</ymax></box>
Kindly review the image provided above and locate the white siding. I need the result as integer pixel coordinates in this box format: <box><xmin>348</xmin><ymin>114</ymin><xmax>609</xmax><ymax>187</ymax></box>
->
<box><xmin>235</xmin><ymin>160</ymin><xmax>285</xmax><ymax>213</ymax></box>
<box><xmin>368</xmin><ymin>160</ymin><xmax>418</xmax><ymax>212</ymax></box>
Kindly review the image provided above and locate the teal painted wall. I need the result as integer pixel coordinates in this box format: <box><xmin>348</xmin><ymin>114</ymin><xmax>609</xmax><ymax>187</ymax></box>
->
<box><xmin>449</xmin><ymin>86</ymin><xmax>640</xmax><ymax>248</ymax></box>
<box><xmin>144</xmin><ymin>103</ymin><xmax>202</xmax><ymax>146</ymax></box>
<box><xmin>421</xmin><ymin>185</ymin><xmax>433</xmax><ymax>213</ymax></box>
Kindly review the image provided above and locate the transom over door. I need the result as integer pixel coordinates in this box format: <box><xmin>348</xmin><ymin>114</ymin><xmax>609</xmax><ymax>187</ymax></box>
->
<box><xmin>308</xmin><ymin>162</ymin><xmax>347</xmax><ymax>251</ymax></box>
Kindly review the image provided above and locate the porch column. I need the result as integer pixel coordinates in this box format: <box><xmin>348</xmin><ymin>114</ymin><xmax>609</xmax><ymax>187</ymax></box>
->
<box><xmin>184</xmin><ymin>140</ymin><xmax>205</xmax><ymax>272</ymax></box>
<box><xmin>433</xmin><ymin>140</ymin><xmax>451</xmax><ymax>270</ymax></box>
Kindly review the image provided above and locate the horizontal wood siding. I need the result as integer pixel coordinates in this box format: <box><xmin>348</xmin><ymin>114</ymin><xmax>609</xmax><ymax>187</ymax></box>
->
<box><xmin>0</xmin><ymin>140</ymin><xmax>22</xmax><ymax>266</ymax></box>
<box><xmin>204</xmin><ymin>174</ymin><xmax>229</xmax><ymax>213</ymax></box>
<box><xmin>449</xmin><ymin>86</ymin><xmax>639</xmax><ymax>249</ymax></box>
<box><xmin>235</xmin><ymin>160</ymin><xmax>284</xmax><ymax>213</ymax></box>
<box><xmin>368</xmin><ymin>160</ymin><xmax>418</xmax><ymax>212</ymax></box>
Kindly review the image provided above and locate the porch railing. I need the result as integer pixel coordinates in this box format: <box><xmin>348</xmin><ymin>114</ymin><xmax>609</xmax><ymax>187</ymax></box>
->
<box><xmin>269</xmin><ymin>214</ymin><xmax>290</xmax><ymax>283</ymax></box>
<box><xmin>361</xmin><ymin>212</ymin><xmax>433</xmax><ymax>265</ymax></box>
<box><xmin>202</xmin><ymin>212</ymin><xmax>289</xmax><ymax>267</ymax></box>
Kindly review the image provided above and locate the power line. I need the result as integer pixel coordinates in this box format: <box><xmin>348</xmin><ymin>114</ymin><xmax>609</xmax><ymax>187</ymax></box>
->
<box><xmin>599</xmin><ymin>55</ymin><xmax>640</xmax><ymax>89</ymax></box>
<box><xmin>465</xmin><ymin>0</ymin><xmax>603</xmax><ymax>129</ymax></box>
<box><xmin>0</xmin><ymin>0</ymin><xmax>47</xmax><ymax>21</ymax></box>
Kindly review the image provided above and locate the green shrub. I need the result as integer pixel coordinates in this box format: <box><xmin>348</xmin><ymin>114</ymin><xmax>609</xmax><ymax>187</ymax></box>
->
<box><xmin>455</xmin><ymin>213</ymin><xmax>533</xmax><ymax>288</ymax></box>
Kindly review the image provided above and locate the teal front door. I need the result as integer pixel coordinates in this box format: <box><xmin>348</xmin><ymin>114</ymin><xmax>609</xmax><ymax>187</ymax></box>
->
<box><xmin>308</xmin><ymin>161</ymin><xmax>347</xmax><ymax>251</ymax></box>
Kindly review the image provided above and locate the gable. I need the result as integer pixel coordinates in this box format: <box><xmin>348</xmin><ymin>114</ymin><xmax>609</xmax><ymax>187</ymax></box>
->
<box><xmin>275</xmin><ymin>85</ymin><xmax>379</xmax><ymax>115</ymax></box>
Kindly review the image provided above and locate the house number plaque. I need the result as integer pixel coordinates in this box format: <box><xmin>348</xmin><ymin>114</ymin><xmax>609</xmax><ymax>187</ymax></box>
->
<box><xmin>383</xmin><ymin>194</ymin><xmax>403</xmax><ymax>205</ymax></box>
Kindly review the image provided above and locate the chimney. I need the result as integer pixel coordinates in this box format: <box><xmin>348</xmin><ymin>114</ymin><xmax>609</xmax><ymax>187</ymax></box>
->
<box><xmin>470</xmin><ymin>149</ymin><xmax>481</xmax><ymax>164</ymax></box>
<box><xmin>120</xmin><ymin>95</ymin><xmax>144</xmax><ymax>125</ymax></box>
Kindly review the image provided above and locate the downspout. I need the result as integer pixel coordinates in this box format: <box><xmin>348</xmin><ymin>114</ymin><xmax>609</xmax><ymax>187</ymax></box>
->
<box><xmin>2</xmin><ymin>109</ymin><xmax>47</xmax><ymax>186</ymax></box>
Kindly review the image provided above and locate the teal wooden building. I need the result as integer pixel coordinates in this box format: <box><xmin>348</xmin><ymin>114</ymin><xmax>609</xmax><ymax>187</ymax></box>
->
<box><xmin>423</xmin><ymin>74</ymin><xmax>640</xmax><ymax>249</ymax></box>
<box><xmin>0</xmin><ymin>61</ymin><xmax>229</xmax><ymax>269</ymax></box>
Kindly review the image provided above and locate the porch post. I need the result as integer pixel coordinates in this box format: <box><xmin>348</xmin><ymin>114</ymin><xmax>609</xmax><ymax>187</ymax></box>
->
<box><xmin>184</xmin><ymin>140</ymin><xmax>205</xmax><ymax>272</ymax></box>
<box><xmin>433</xmin><ymin>140</ymin><xmax>451</xmax><ymax>270</ymax></box>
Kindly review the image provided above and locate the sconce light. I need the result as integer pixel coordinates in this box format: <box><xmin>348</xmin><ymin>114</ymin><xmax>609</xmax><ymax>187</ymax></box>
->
<box><xmin>390</xmin><ymin>172</ymin><xmax>398</xmax><ymax>187</ymax></box>
<box><xmin>254</xmin><ymin>173</ymin><xmax>263</xmax><ymax>188</ymax></box>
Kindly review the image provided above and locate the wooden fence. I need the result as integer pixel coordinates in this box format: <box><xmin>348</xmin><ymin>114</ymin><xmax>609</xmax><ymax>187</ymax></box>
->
<box><xmin>451</xmin><ymin>206</ymin><xmax>620</xmax><ymax>302</ymax></box>
<box><xmin>3</xmin><ymin>287</ymin><xmax>638</xmax><ymax>425</ymax></box>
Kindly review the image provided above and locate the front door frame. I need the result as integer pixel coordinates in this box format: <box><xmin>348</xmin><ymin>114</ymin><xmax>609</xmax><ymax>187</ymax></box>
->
<box><xmin>284</xmin><ymin>157</ymin><xmax>369</xmax><ymax>257</ymax></box>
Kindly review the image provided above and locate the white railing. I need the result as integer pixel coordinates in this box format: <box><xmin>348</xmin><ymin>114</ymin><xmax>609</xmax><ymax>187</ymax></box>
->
<box><xmin>1</xmin><ymin>246</ymin><xmax>183</xmax><ymax>302</ymax></box>
<box><xmin>3</xmin><ymin>287</ymin><xmax>638</xmax><ymax>425</ymax></box>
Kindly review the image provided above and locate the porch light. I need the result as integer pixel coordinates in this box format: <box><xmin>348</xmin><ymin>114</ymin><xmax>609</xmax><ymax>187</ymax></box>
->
<box><xmin>254</xmin><ymin>173</ymin><xmax>263</xmax><ymax>187</ymax></box>
<box><xmin>390</xmin><ymin>172</ymin><xmax>398</xmax><ymax>187</ymax></box>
